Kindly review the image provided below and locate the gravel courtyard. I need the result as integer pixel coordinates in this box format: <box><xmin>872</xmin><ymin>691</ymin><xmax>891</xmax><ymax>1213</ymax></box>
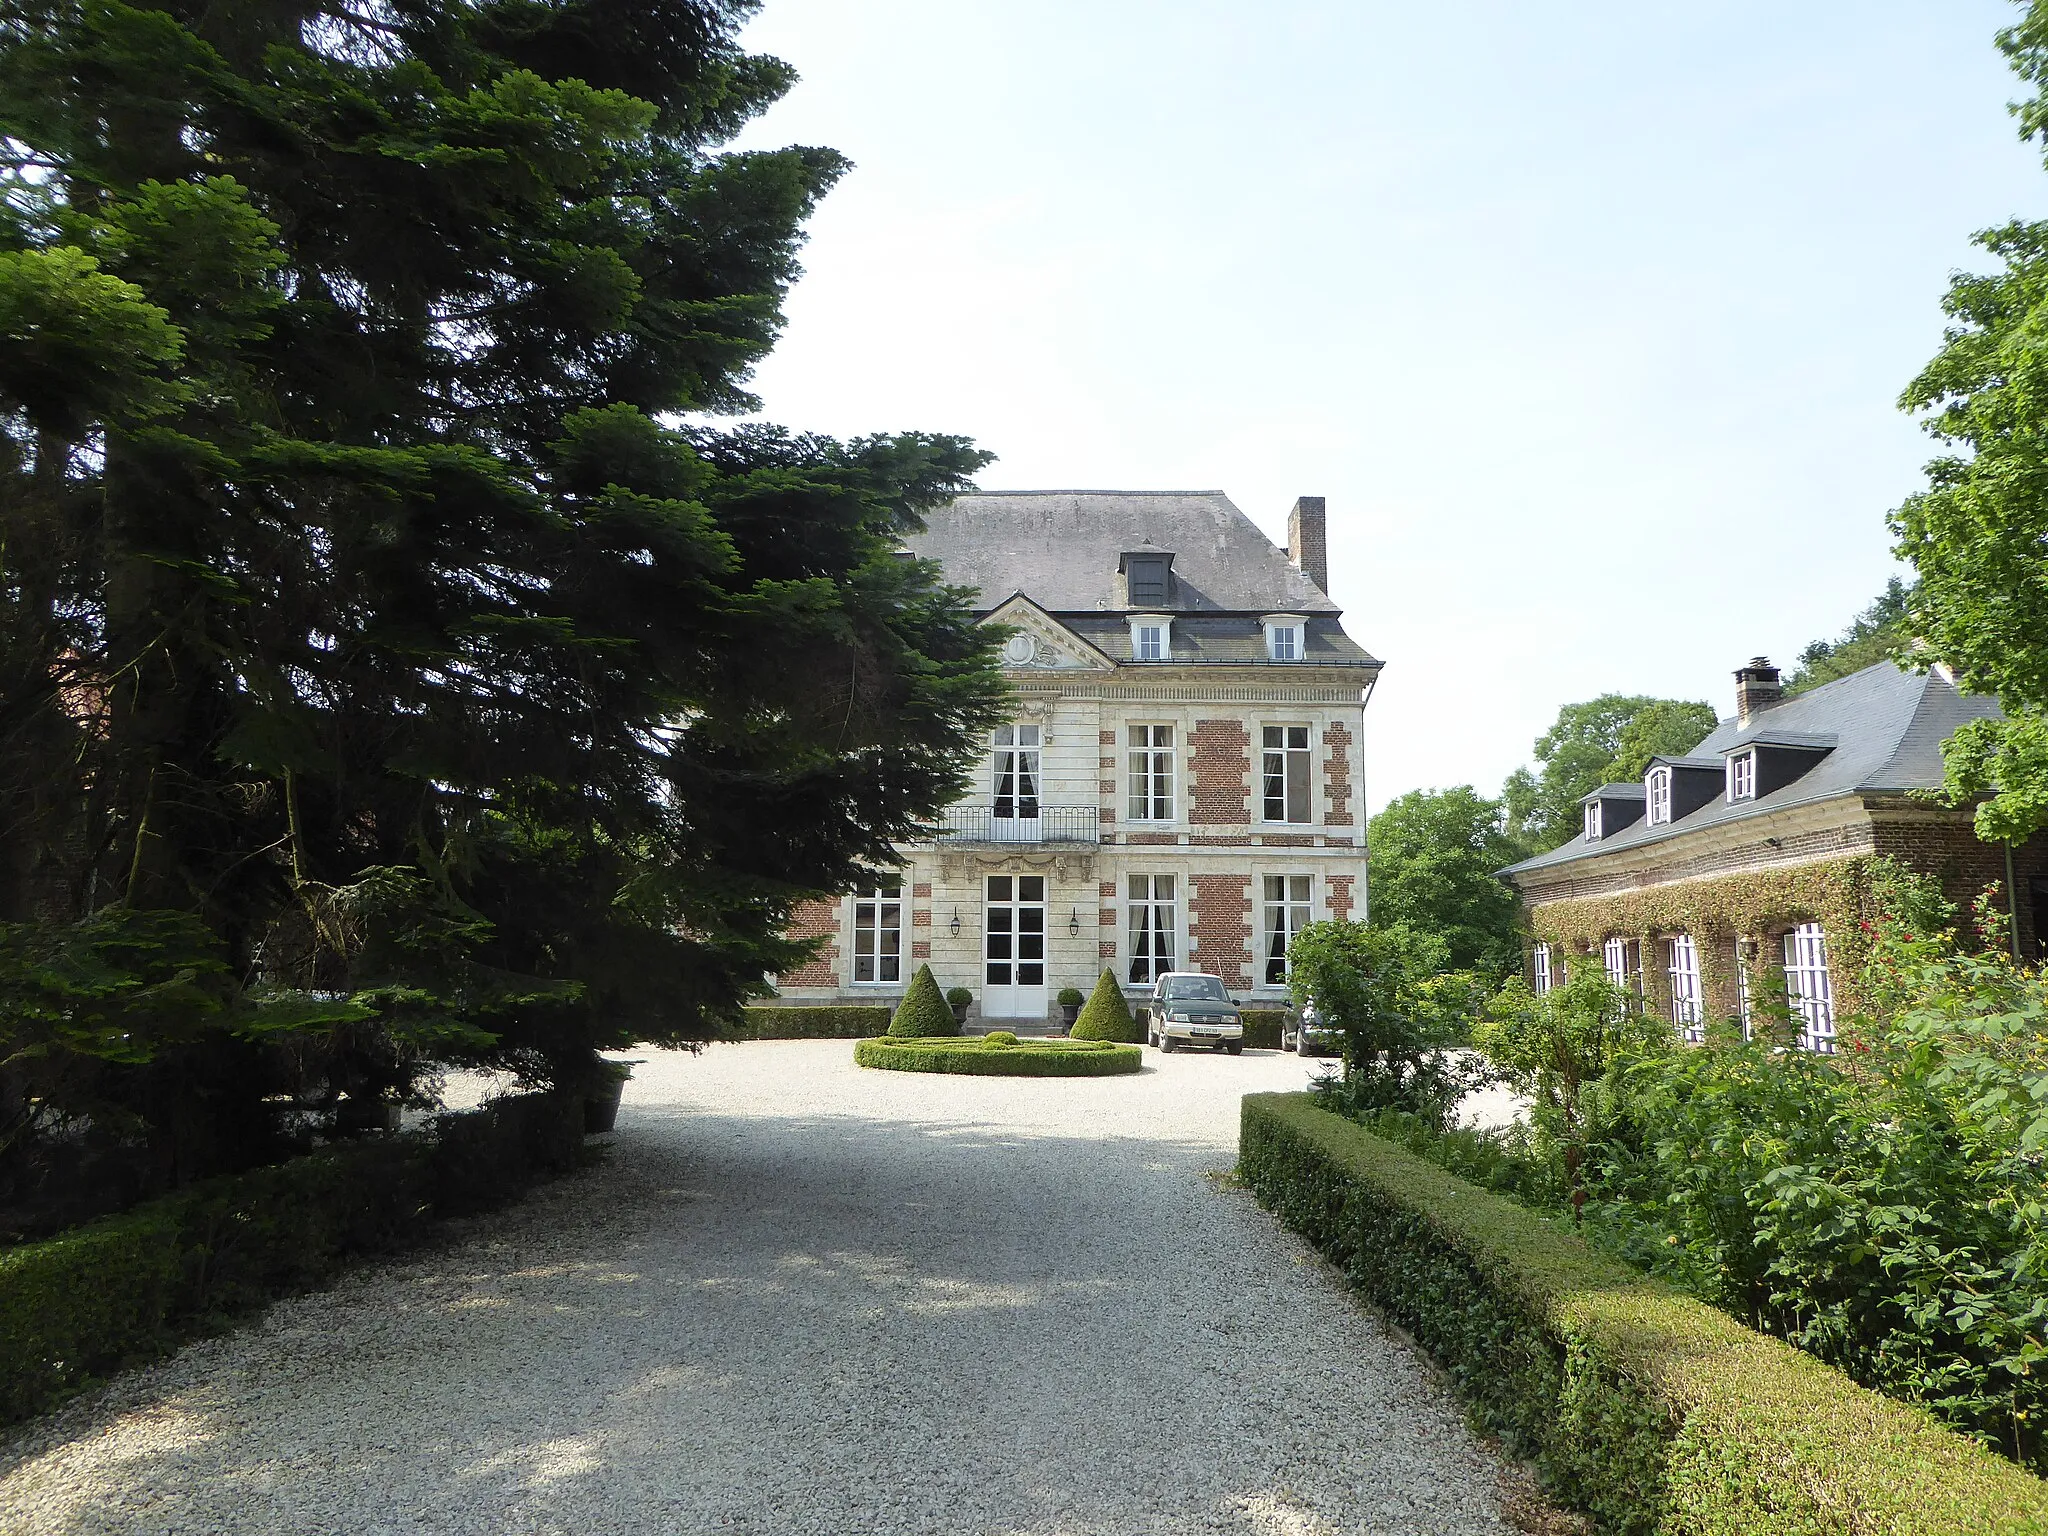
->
<box><xmin>0</xmin><ymin>1042</ymin><xmax>1518</xmax><ymax>1535</ymax></box>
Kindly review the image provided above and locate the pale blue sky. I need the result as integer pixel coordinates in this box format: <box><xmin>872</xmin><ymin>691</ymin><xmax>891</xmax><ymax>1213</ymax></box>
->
<box><xmin>727</xmin><ymin>1</ymin><xmax>2046</xmax><ymax>816</ymax></box>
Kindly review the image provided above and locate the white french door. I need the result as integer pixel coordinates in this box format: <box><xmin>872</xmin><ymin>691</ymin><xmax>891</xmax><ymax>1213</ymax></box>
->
<box><xmin>992</xmin><ymin>725</ymin><xmax>1041</xmax><ymax>841</ymax></box>
<box><xmin>983</xmin><ymin>873</ymin><xmax>1048</xmax><ymax>1018</ymax></box>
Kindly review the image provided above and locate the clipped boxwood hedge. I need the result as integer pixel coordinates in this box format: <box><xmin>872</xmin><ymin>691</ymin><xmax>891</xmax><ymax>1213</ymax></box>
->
<box><xmin>1238</xmin><ymin>1093</ymin><xmax>2048</xmax><ymax>1536</ymax></box>
<box><xmin>854</xmin><ymin>1035</ymin><xmax>1141</xmax><ymax>1077</ymax></box>
<box><xmin>1239</xmin><ymin>1009</ymin><xmax>1286</xmax><ymax>1050</ymax></box>
<box><xmin>0</xmin><ymin>1091</ymin><xmax>583</xmax><ymax>1428</ymax></box>
<box><xmin>733</xmin><ymin>1005</ymin><xmax>893</xmax><ymax>1040</ymax></box>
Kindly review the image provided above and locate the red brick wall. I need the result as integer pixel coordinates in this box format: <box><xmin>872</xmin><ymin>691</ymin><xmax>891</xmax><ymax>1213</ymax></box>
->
<box><xmin>1322</xmin><ymin>720</ymin><xmax>1355</xmax><ymax>828</ymax></box>
<box><xmin>780</xmin><ymin>896</ymin><xmax>841</xmax><ymax>988</ymax></box>
<box><xmin>1188</xmin><ymin>874</ymin><xmax>1252</xmax><ymax>986</ymax></box>
<box><xmin>1327</xmin><ymin>873</ymin><xmax>1356</xmax><ymax>921</ymax></box>
<box><xmin>1870</xmin><ymin>819</ymin><xmax>2048</xmax><ymax>955</ymax></box>
<box><xmin>1190</xmin><ymin>719</ymin><xmax>1250</xmax><ymax>825</ymax></box>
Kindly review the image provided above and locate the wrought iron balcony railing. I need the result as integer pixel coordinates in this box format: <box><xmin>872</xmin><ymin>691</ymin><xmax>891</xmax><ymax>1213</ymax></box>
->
<box><xmin>915</xmin><ymin>805</ymin><xmax>1101</xmax><ymax>846</ymax></box>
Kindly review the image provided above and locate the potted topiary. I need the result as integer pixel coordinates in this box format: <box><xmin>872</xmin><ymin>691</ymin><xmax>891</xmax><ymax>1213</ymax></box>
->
<box><xmin>1069</xmin><ymin>969</ymin><xmax>1143</xmax><ymax>1043</ymax></box>
<box><xmin>1055</xmin><ymin>987</ymin><xmax>1085</xmax><ymax>1031</ymax></box>
<box><xmin>946</xmin><ymin>986</ymin><xmax>973</xmax><ymax>1028</ymax></box>
<box><xmin>581</xmin><ymin>1058</ymin><xmax>637</xmax><ymax>1134</ymax></box>
<box><xmin>890</xmin><ymin>964</ymin><xmax>961</xmax><ymax>1037</ymax></box>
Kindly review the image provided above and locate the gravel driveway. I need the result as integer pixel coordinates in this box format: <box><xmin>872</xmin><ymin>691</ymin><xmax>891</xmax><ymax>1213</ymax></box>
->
<box><xmin>0</xmin><ymin>1042</ymin><xmax>1517</xmax><ymax>1535</ymax></box>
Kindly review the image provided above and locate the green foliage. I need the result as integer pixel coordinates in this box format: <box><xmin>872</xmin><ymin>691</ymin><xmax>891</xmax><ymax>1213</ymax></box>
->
<box><xmin>0</xmin><ymin>1091</ymin><xmax>580</xmax><ymax>1426</ymax></box>
<box><xmin>1070</xmin><ymin>969</ymin><xmax>1141</xmax><ymax>1042</ymax></box>
<box><xmin>1238</xmin><ymin>1093</ymin><xmax>2048</xmax><ymax>1536</ymax></box>
<box><xmin>946</xmin><ymin>988</ymin><xmax>974</xmax><ymax>1008</ymax></box>
<box><xmin>982</xmin><ymin>1030</ymin><xmax>1018</xmax><ymax>1046</ymax></box>
<box><xmin>1502</xmin><ymin>696</ymin><xmax>1718</xmax><ymax>849</ymax></box>
<box><xmin>1363</xmin><ymin>787</ymin><xmax>1527</xmax><ymax>979</ymax></box>
<box><xmin>1055</xmin><ymin>987</ymin><xmax>1085</xmax><ymax>1007</ymax></box>
<box><xmin>854</xmin><ymin>1036</ymin><xmax>1140</xmax><ymax>1077</ymax></box>
<box><xmin>0</xmin><ymin>0</ymin><xmax>1004</xmax><ymax>1190</ymax></box>
<box><xmin>887</xmin><ymin>963</ymin><xmax>959</xmax><ymax>1038</ymax></box>
<box><xmin>734</xmin><ymin>1007</ymin><xmax>893</xmax><ymax>1041</ymax></box>
<box><xmin>1239</xmin><ymin>1010</ymin><xmax>1287</xmax><ymax>1050</ymax></box>
<box><xmin>1787</xmin><ymin>576</ymin><xmax>1916</xmax><ymax>693</ymax></box>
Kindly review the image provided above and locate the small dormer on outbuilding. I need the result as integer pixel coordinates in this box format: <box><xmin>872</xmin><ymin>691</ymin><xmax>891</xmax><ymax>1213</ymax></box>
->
<box><xmin>1581</xmin><ymin>783</ymin><xmax>1646</xmax><ymax>842</ymax></box>
<box><xmin>1722</xmin><ymin>731</ymin><xmax>1837</xmax><ymax>803</ymax></box>
<box><xmin>1644</xmin><ymin>757</ymin><xmax>1724</xmax><ymax>827</ymax></box>
<box><xmin>1118</xmin><ymin>544</ymin><xmax>1175</xmax><ymax>608</ymax></box>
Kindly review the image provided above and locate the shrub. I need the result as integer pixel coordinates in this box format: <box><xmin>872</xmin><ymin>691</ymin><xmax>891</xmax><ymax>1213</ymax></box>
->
<box><xmin>983</xmin><ymin>1030</ymin><xmax>1018</xmax><ymax>1046</ymax></box>
<box><xmin>0</xmin><ymin>1090</ymin><xmax>583</xmax><ymax>1428</ymax></box>
<box><xmin>888</xmin><ymin>963</ymin><xmax>959</xmax><ymax>1038</ymax></box>
<box><xmin>1070</xmin><ymin>969</ymin><xmax>1141</xmax><ymax>1042</ymax></box>
<box><xmin>854</xmin><ymin>1036</ymin><xmax>1140</xmax><ymax>1077</ymax></box>
<box><xmin>734</xmin><ymin>1006</ymin><xmax>892</xmax><ymax>1040</ymax></box>
<box><xmin>1240</xmin><ymin>1010</ymin><xmax>1286</xmax><ymax>1050</ymax></box>
<box><xmin>1239</xmin><ymin>1093</ymin><xmax>2048</xmax><ymax>1535</ymax></box>
<box><xmin>946</xmin><ymin>987</ymin><xmax>973</xmax><ymax>1008</ymax></box>
<box><xmin>1056</xmin><ymin>987</ymin><xmax>1085</xmax><ymax>1007</ymax></box>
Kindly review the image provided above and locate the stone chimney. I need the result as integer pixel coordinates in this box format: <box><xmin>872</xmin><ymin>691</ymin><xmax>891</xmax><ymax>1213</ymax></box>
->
<box><xmin>1287</xmin><ymin>496</ymin><xmax>1328</xmax><ymax>592</ymax></box>
<box><xmin>1735</xmin><ymin>656</ymin><xmax>1783</xmax><ymax>725</ymax></box>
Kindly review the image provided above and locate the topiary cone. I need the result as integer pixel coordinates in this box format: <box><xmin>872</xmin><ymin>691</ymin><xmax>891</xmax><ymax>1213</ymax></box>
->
<box><xmin>887</xmin><ymin>963</ymin><xmax>960</xmax><ymax>1038</ymax></box>
<box><xmin>1069</xmin><ymin>968</ymin><xmax>1141</xmax><ymax>1042</ymax></box>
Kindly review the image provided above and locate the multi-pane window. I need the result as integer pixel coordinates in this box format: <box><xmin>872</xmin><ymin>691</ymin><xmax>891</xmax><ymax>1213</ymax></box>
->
<box><xmin>1646</xmin><ymin>767</ymin><xmax>1672</xmax><ymax>826</ymax></box>
<box><xmin>1268</xmin><ymin>624</ymin><xmax>1301</xmax><ymax>661</ymax></box>
<box><xmin>1134</xmin><ymin>623</ymin><xmax>1167</xmax><ymax>661</ymax></box>
<box><xmin>1728</xmin><ymin>750</ymin><xmax>1756</xmax><ymax>802</ymax></box>
<box><xmin>1128</xmin><ymin>725</ymin><xmax>1175</xmax><ymax>821</ymax></box>
<box><xmin>1584</xmin><ymin>802</ymin><xmax>1602</xmax><ymax>840</ymax></box>
<box><xmin>1667</xmin><ymin>935</ymin><xmax>1703</xmax><ymax>1043</ymax></box>
<box><xmin>851</xmin><ymin>884</ymin><xmax>902</xmax><ymax>985</ymax></box>
<box><xmin>1602</xmin><ymin>935</ymin><xmax>1640</xmax><ymax>995</ymax></box>
<box><xmin>992</xmin><ymin>724</ymin><xmax>1040</xmax><ymax>821</ymax></box>
<box><xmin>1128</xmin><ymin>874</ymin><xmax>1178</xmax><ymax>984</ymax></box>
<box><xmin>1262</xmin><ymin>726</ymin><xmax>1312</xmax><ymax>823</ymax></box>
<box><xmin>1783</xmin><ymin>923</ymin><xmax>1834</xmax><ymax>1052</ymax></box>
<box><xmin>1262</xmin><ymin>875</ymin><xmax>1312</xmax><ymax>985</ymax></box>
<box><xmin>1531</xmin><ymin>942</ymin><xmax>1553</xmax><ymax>996</ymax></box>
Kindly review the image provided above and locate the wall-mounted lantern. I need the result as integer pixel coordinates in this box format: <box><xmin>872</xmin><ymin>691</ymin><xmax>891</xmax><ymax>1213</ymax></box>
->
<box><xmin>1068</xmin><ymin>909</ymin><xmax>1081</xmax><ymax>938</ymax></box>
<box><xmin>949</xmin><ymin>909</ymin><xmax>962</xmax><ymax>937</ymax></box>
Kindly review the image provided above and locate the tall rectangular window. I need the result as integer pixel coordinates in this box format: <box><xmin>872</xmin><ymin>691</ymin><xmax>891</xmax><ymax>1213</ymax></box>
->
<box><xmin>1584</xmin><ymin>802</ymin><xmax>1602</xmax><ymax>840</ymax></box>
<box><xmin>1783</xmin><ymin>923</ymin><xmax>1834</xmax><ymax>1052</ymax></box>
<box><xmin>1127</xmin><ymin>874</ymin><xmax>1178</xmax><ymax>984</ymax></box>
<box><xmin>1735</xmin><ymin>941</ymin><xmax>1754</xmax><ymax>1039</ymax></box>
<box><xmin>1531</xmin><ymin>942</ymin><xmax>1552</xmax><ymax>996</ymax></box>
<box><xmin>1646</xmin><ymin>767</ymin><xmax>1672</xmax><ymax>826</ymax></box>
<box><xmin>1602</xmin><ymin>935</ymin><xmax>1640</xmax><ymax>995</ymax></box>
<box><xmin>992</xmin><ymin>724</ymin><xmax>1039</xmax><ymax>821</ymax></box>
<box><xmin>1262</xmin><ymin>875</ymin><xmax>1311</xmax><ymax>985</ymax></box>
<box><xmin>1262</xmin><ymin>725</ymin><xmax>1312</xmax><ymax>823</ymax></box>
<box><xmin>851</xmin><ymin>883</ymin><xmax>902</xmax><ymax>985</ymax></box>
<box><xmin>1728</xmin><ymin>750</ymin><xmax>1756</xmax><ymax>802</ymax></box>
<box><xmin>1127</xmin><ymin>724</ymin><xmax>1175</xmax><ymax>821</ymax></box>
<box><xmin>1667</xmin><ymin>934</ymin><xmax>1703</xmax><ymax>1044</ymax></box>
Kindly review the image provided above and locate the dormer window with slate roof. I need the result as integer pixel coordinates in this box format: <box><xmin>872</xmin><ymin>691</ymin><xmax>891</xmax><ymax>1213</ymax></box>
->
<box><xmin>1646</xmin><ymin>767</ymin><xmax>1672</xmax><ymax>826</ymax></box>
<box><xmin>1584</xmin><ymin>801</ymin><xmax>1603</xmax><ymax>841</ymax></box>
<box><xmin>1727</xmin><ymin>749</ymin><xmax>1756</xmax><ymax>802</ymax></box>
<box><xmin>1262</xmin><ymin>614</ymin><xmax>1306</xmax><ymax>661</ymax></box>
<box><xmin>1119</xmin><ymin>546</ymin><xmax>1175</xmax><ymax>607</ymax></box>
<box><xmin>1128</xmin><ymin>615</ymin><xmax>1171</xmax><ymax>661</ymax></box>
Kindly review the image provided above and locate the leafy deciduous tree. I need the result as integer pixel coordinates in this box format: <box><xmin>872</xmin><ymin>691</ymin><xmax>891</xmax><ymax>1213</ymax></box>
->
<box><xmin>1502</xmin><ymin>695</ymin><xmax>1718</xmax><ymax>849</ymax></box>
<box><xmin>1364</xmin><ymin>786</ymin><xmax>1527</xmax><ymax>981</ymax></box>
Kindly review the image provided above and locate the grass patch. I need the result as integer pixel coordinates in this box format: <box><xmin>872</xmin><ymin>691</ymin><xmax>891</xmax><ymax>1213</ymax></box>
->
<box><xmin>854</xmin><ymin>1035</ymin><xmax>1141</xmax><ymax>1077</ymax></box>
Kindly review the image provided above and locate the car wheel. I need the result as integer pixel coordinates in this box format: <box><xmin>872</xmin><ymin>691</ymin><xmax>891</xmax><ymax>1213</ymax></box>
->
<box><xmin>1160</xmin><ymin>1033</ymin><xmax>1176</xmax><ymax>1054</ymax></box>
<box><xmin>1226</xmin><ymin>1040</ymin><xmax>1243</xmax><ymax>1056</ymax></box>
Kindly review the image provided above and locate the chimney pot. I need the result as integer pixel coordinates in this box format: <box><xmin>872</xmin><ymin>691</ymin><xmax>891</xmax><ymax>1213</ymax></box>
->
<box><xmin>1287</xmin><ymin>496</ymin><xmax>1328</xmax><ymax>592</ymax></box>
<box><xmin>1735</xmin><ymin>656</ymin><xmax>1783</xmax><ymax>725</ymax></box>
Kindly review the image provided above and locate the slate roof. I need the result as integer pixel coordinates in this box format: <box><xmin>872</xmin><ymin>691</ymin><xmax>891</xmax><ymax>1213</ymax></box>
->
<box><xmin>1502</xmin><ymin>662</ymin><xmax>2002</xmax><ymax>879</ymax></box>
<box><xmin>1063</xmin><ymin>614</ymin><xmax>1372</xmax><ymax>665</ymax></box>
<box><xmin>905</xmin><ymin>490</ymin><xmax>1341</xmax><ymax>615</ymax></box>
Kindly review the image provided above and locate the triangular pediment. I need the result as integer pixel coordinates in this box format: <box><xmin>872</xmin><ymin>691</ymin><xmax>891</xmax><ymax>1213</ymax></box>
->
<box><xmin>981</xmin><ymin>593</ymin><xmax>1117</xmax><ymax>673</ymax></box>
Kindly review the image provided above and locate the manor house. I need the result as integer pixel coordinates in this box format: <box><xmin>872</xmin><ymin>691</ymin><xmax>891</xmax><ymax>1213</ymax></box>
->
<box><xmin>773</xmin><ymin>491</ymin><xmax>1381</xmax><ymax>1024</ymax></box>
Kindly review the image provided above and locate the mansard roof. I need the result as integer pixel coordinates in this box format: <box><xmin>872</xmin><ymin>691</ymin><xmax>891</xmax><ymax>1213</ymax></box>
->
<box><xmin>1501</xmin><ymin>661</ymin><xmax>2002</xmax><ymax>881</ymax></box>
<box><xmin>905</xmin><ymin>490</ymin><xmax>1340</xmax><ymax>615</ymax></box>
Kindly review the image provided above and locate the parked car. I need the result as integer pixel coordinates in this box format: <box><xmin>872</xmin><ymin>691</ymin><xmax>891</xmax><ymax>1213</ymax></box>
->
<box><xmin>1280</xmin><ymin>999</ymin><xmax>1343</xmax><ymax>1057</ymax></box>
<box><xmin>1146</xmin><ymin>972</ymin><xmax>1244</xmax><ymax>1054</ymax></box>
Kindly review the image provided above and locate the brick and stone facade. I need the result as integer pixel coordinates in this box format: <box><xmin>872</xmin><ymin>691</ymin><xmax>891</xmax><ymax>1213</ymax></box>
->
<box><xmin>765</xmin><ymin>491</ymin><xmax>1382</xmax><ymax>1023</ymax></box>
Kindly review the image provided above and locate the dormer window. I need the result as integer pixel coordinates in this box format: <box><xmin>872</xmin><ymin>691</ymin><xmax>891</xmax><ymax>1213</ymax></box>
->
<box><xmin>1727</xmin><ymin>749</ymin><xmax>1756</xmax><ymax>802</ymax></box>
<box><xmin>1120</xmin><ymin>548</ymin><xmax>1174</xmax><ymax>606</ymax></box>
<box><xmin>1584</xmin><ymin>802</ymin><xmax>1602</xmax><ymax>841</ymax></box>
<box><xmin>1262</xmin><ymin>614</ymin><xmax>1306</xmax><ymax>662</ymax></box>
<box><xmin>1645</xmin><ymin>766</ymin><xmax>1672</xmax><ymax>826</ymax></box>
<box><xmin>1128</xmin><ymin>615</ymin><xmax>1172</xmax><ymax>661</ymax></box>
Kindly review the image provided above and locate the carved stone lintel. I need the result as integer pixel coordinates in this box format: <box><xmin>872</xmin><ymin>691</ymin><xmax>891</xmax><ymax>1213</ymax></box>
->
<box><xmin>936</xmin><ymin>849</ymin><xmax>1096</xmax><ymax>885</ymax></box>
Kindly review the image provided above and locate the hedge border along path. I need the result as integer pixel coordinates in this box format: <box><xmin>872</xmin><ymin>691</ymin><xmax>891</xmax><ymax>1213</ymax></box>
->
<box><xmin>0</xmin><ymin>1091</ymin><xmax>584</xmax><ymax>1429</ymax></box>
<box><xmin>732</xmin><ymin>1005</ymin><xmax>893</xmax><ymax>1040</ymax></box>
<box><xmin>854</xmin><ymin>1036</ymin><xmax>1142</xmax><ymax>1077</ymax></box>
<box><xmin>1238</xmin><ymin>1093</ymin><xmax>2048</xmax><ymax>1536</ymax></box>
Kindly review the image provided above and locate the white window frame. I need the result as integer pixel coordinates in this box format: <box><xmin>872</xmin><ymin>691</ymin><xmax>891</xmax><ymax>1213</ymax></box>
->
<box><xmin>1667</xmin><ymin>934</ymin><xmax>1703</xmax><ymax>1043</ymax></box>
<box><xmin>992</xmin><ymin>723</ymin><xmax>1040</xmax><ymax>823</ymax></box>
<box><xmin>1735</xmin><ymin>940</ymin><xmax>1753</xmax><ymax>1039</ymax></box>
<box><xmin>1727</xmin><ymin>749</ymin><xmax>1756</xmax><ymax>802</ymax></box>
<box><xmin>1127</xmin><ymin>614</ymin><xmax>1172</xmax><ymax>662</ymax></box>
<box><xmin>1646</xmin><ymin>766</ymin><xmax>1672</xmax><ymax>826</ymax></box>
<box><xmin>1602</xmin><ymin>935</ymin><xmax>1639</xmax><ymax>994</ymax></box>
<box><xmin>1584</xmin><ymin>801</ymin><xmax>1603</xmax><ymax>841</ymax></box>
<box><xmin>1531</xmin><ymin>942</ymin><xmax>1552</xmax><ymax>997</ymax></box>
<box><xmin>1260</xmin><ymin>873</ymin><xmax>1313</xmax><ymax>987</ymax></box>
<box><xmin>1126</xmin><ymin>723</ymin><xmax>1177</xmax><ymax>822</ymax></box>
<box><xmin>1262</xmin><ymin>614</ymin><xmax>1306</xmax><ymax>662</ymax></box>
<box><xmin>1261</xmin><ymin>723</ymin><xmax>1314</xmax><ymax>824</ymax></box>
<box><xmin>1126</xmin><ymin>872</ymin><xmax>1180</xmax><ymax>985</ymax></box>
<box><xmin>1783</xmin><ymin>923</ymin><xmax>1834</xmax><ymax>1052</ymax></box>
<box><xmin>849</xmin><ymin>882</ymin><xmax>903</xmax><ymax>986</ymax></box>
